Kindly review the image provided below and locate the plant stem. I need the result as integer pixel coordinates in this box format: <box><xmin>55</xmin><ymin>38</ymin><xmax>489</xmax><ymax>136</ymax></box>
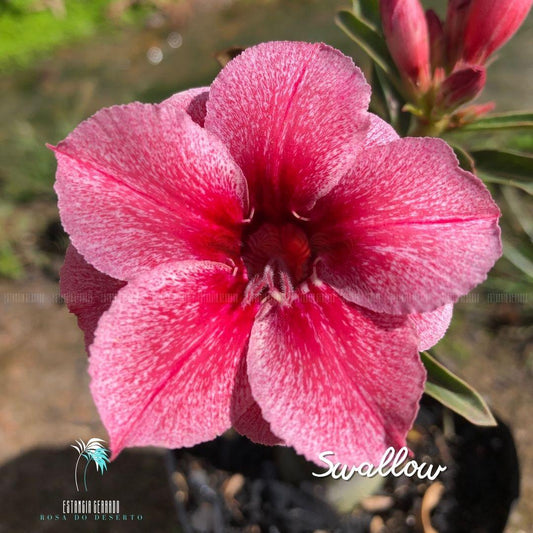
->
<box><xmin>410</xmin><ymin>116</ymin><xmax>449</xmax><ymax>137</ymax></box>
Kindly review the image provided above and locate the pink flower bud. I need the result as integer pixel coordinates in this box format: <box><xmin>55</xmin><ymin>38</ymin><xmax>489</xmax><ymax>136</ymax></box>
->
<box><xmin>436</xmin><ymin>66</ymin><xmax>486</xmax><ymax>110</ymax></box>
<box><xmin>463</xmin><ymin>0</ymin><xmax>532</xmax><ymax>65</ymax></box>
<box><xmin>451</xmin><ymin>102</ymin><xmax>496</xmax><ymax>127</ymax></box>
<box><xmin>380</xmin><ymin>0</ymin><xmax>431</xmax><ymax>91</ymax></box>
<box><xmin>444</xmin><ymin>0</ymin><xmax>474</xmax><ymax>68</ymax></box>
<box><xmin>426</xmin><ymin>9</ymin><xmax>445</xmax><ymax>71</ymax></box>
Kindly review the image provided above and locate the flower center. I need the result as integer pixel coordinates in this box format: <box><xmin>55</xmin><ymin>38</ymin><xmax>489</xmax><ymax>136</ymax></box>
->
<box><xmin>242</xmin><ymin>222</ymin><xmax>312</xmax><ymax>287</ymax></box>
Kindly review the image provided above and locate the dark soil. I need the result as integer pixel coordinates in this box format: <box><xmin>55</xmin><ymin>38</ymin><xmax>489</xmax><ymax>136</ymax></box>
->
<box><xmin>170</xmin><ymin>396</ymin><xmax>520</xmax><ymax>533</ymax></box>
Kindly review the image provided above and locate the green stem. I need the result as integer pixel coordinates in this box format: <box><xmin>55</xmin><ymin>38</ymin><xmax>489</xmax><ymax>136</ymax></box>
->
<box><xmin>410</xmin><ymin>116</ymin><xmax>449</xmax><ymax>137</ymax></box>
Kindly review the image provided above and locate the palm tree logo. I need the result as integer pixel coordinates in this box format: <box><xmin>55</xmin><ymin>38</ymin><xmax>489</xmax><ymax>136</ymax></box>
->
<box><xmin>71</xmin><ymin>438</ymin><xmax>111</xmax><ymax>492</ymax></box>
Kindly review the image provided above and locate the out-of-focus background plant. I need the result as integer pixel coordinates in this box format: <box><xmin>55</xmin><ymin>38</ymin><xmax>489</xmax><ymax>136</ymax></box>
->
<box><xmin>0</xmin><ymin>1</ymin><xmax>531</xmax><ymax>531</ymax></box>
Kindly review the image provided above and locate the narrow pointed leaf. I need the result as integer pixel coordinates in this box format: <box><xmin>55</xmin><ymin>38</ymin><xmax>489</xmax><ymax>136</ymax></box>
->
<box><xmin>479</xmin><ymin>173</ymin><xmax>533</xmax><ymax>195</ymax></box>
<box><xmin>336</xmin><ymin>9</ymin><xmax>400</xmax><ymax>86</ymax></box>
<box><xmin>460</xmin><ymin>112</ymin><xmax>533</xmax><ymax>131</ymax></box>
<box><xmin>352</xmin><ymin>0</ymin><xmax>381</xmax><ymax>26</ymax></box>
<box><xmin>503</xmin><ymin>243</ymin><xmax>533</xmax><ymax>278</ymax></box>
<box><xmin>451</xmin><ymin>144</ymin><xmax>476</xmax><ymax>173</ymax></box>
<box><xmin>373</xmin><ymin>64</ymin><xmax>411</xmax><ymax>134</ymax></box>
<box><xmin>471</xmin><ymin>149</ymin><xmax>533</xmax><ymax>180</ymax></box>
<box><xmin>421</xmin><ymin>351</ymin><xmax>497</xmax><ymax>426</ymax></box>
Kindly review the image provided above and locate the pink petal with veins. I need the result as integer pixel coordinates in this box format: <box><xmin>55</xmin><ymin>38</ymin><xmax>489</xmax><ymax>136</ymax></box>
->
<box><xmin>312</xmin><ymin>136</ymin><xmax>501</xmax><ymax>314</ymax></box>
<box><xmin>89</xmin><ymin>261</ymin><xmax>256</xmax><ymax>458</ymax></box>
<box><xmin>247</xmin><ymin>285</ymin><xmax>424</xmax><ymax>465</ymax></box>
<box><xmin>53</xmin><ymin>105</ymin><xmax>247</xmax><ymax>281</ymax></box>
<box><xmin>205</xmin><ymin>41</ymin><xmax>371</xmax><ymax>215</ymax></box>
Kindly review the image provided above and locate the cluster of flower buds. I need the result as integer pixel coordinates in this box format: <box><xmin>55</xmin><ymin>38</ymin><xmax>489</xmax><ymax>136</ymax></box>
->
<box><xmin>380</xmin><ymin>0</ymin><xmax>532</xmax><ymax>125</ymax></box>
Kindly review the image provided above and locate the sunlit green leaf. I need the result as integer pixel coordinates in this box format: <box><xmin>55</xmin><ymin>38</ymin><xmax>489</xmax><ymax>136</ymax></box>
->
<box><xmin>460</xmin><ymin>112</ymin><xmax>533</xmax><ymax>131</ymax></box>
<box><xmin>421</xmin><ymin>351</ymin><xmax>497</xmax><ymax>426</ymax></box>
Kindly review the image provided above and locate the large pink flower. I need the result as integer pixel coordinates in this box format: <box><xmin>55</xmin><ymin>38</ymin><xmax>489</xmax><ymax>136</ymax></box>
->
<box><xmin>52</xmin><ymin>42</ymin><xmax>501</xmax><ymax>465</ymax></box>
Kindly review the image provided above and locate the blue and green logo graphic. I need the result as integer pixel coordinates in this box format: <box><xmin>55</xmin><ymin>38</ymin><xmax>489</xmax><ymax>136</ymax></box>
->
<box><xmin>71</xmin><ymin>438</ymin><xmax>111</xmax><ymax>492</ymax></box>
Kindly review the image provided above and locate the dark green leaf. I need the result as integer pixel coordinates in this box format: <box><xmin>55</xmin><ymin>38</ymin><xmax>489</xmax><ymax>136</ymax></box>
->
<box><xmin>421</xmin><ymin>351</ymin><xmax>497</xmax><ymax>426</ymax></box>
<box><xmin>335</xmin><ymin>10</ymin><xmax>400</xmax><ymax>86</ymax></box>
<box><xmin>470</xmin><ymin>149</ymin><xmax>533</xmax><ymax>179</ymax></box>
<box><xmin>369</xmin><ymin>64</ymin><xmax>391</xmax><ymax>122</ymax></box>
<box><xmin>373</xmin><ymin>65</ymin><xmax>411</xmax><ymax>135</ymax></box>
<box><xmin>460</xmin><ymin>112</ymin><xmax>533</xmax><ymax>131</ymax></box>
<box><xmin>450</xmin><ymin>144</ymin><xmax>476</xmax><ymax>173</ymax></box>
<box><xmin>352</xmin><ymin>0</ymin><xmax>381</xmax><ymax>27</ymax></box>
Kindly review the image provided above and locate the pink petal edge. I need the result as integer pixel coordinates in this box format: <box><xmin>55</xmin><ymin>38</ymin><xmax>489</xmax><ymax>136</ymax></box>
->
<box><xmin>409</xmin><ymin>303</ymin><xmax>454</xmax><ymax>351</ymax></box>
<box><xmin>60</xmin><ymin>244</ymin><xmax>125</xmax><ymax>349</ymax></box>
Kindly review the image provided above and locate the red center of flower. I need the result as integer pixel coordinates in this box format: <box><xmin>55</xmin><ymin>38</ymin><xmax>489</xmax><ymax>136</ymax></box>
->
<box><xmin>242</xmin><ymin>222</ymin><xmax>312</xmax><ymax>286</ymax></box>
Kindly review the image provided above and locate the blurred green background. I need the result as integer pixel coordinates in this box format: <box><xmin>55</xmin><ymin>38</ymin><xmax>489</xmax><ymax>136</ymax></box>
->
<box><xmin>0</xmin><ymin>1</ymin><xmax>531</xmax><ymax>531</ymax></box>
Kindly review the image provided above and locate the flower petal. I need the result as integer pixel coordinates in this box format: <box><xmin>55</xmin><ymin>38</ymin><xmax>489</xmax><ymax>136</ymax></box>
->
<box><xmin>162</xmin><ymin>87</ymin><xmax>209</xmax><ymax>126</ymax></box>
<box><xmin>60</xmin><ymin>245</ymin><xmax>126</xmax><ymax>349</ymax></box>
<box><xmin>247</xmin><ymin>285</ymin><xmax>424</xmax><ymax>466</ymax></box>
<box><xmin>363</xmin><ymin>113</ymin><xmax>399</xmax><ymax>149</ymax></box>
<box><xmin>231</xmin><ymin>355</ymin><xmax>283</xmax><ymax>446</ymax></box>
<box><xmin>408</xmin><ymin>303</ymin><xmax>453</xmax><ymax>351</ymax></box>
<box><xmin>89</xmin><ymin>261</ymin><xmax>256</xmax><ymax>457</ymax></box>
<box><xmin>205</xmin><ymin>41</ymin><xmax>371</xmax><ymax>215</ymax></box>
<box><xmin>53</xmin><ymin>103</ymin><xmax>247</xmax><ymax>281</ymax></box>
<box><xmin>312</xmin><ymin>137</ymin><xmax>501</xmax><ymax>314</ymax></box>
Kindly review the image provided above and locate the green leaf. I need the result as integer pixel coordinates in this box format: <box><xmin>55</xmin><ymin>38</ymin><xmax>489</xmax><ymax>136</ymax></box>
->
<box><xmin>450</xmin><ymin>144</ymin><xmax>476</xmax><ymax>173</ymax></box>
<box><xmin>470</xmin><ymin>149</ymin><xmax>533</xmax><ymax>179</ymax></box>
<box><xmin>352</xmin><ymin>0</ymin><xmax>381</xmax><ymax>26</ymax></box>
<box><xmin>503</xmin><ymin>243</ymin><xmax>533</xmax><ymax>278</ymax></box>
<box><xmin>371</xmin><ymin>65</ymin><xmax>411</xmax><ymax>135</ymax></box>
<box><xmin>460</xmin><ymin>112</ymin><xmax>533</xmax><ymax>131</ymax></box>
<box><xmin>421</xmin><ymin>351</ymin><xmax>497</xmax><ymax>426</ymax></box>
<box><xmin>479</xmin><ymin>173</ymin><xmax>533</xmax><ymax>195</ymax></box>
<box><xmin>335</xmin><ymin>10</ymin><xmax>400</xmax><ymax>85</ymax></box>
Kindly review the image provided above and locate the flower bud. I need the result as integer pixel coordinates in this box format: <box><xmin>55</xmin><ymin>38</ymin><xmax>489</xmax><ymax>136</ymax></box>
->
<box><xmin>463</xmin><ymin>0</ymin><xmax>532</xmax><ymax>65</ymax></box>
<box><xmin>426</xmin><ymin>9</ymin><xmax>445</xmax><ymax>71</ymax></box>
<box><xmin>380</xmin><ymin>0</ymin><xmax>431</xmax><ymax>91</ymax></box>
<box><xmin>444</xmin><ymin>0</ymin><xmax>473</xmax><ymax>68</ymax></box>
<box><xmin>436</xmin><ymin>66</ymin><xmax>486</xmax><ymax>111</ymax></box>
<box><xmin>450</xmin><ymin>102</ymin><xmax>496</xmax><ymax>128</ymax></box>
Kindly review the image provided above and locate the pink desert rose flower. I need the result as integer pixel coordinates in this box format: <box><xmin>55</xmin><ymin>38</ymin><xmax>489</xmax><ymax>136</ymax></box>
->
<box><xmin>51</xmin><ymin>41</ymin><xmax>501</xmax><ymax>465</ymax></box>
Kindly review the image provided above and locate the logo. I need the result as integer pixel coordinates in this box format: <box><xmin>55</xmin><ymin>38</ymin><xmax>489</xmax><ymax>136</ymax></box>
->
<box><xmin>71</xmin><ymin>438</ymin><xmax>111</xmax><ymax>492</ymax></box>
<box><xmin>38</xmin><ymin>438</ymin><xmax>144</xmax><ymax>523</ymax></box>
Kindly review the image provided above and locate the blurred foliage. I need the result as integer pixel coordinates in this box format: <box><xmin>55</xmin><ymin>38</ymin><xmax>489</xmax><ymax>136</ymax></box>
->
<box><xmin>0</xmin><ymin>0</ymin><xmax>190</xmax><ymax>71</ymax></box>
<box><xmin>0</xmin><ymin>0</ymin><xmax>110</xmax><ymax>71</ymax></box>
<box><xmin>0</xmin><ymin>241</ymin><xmax>23</xmax><ymax>278</ymax></box>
